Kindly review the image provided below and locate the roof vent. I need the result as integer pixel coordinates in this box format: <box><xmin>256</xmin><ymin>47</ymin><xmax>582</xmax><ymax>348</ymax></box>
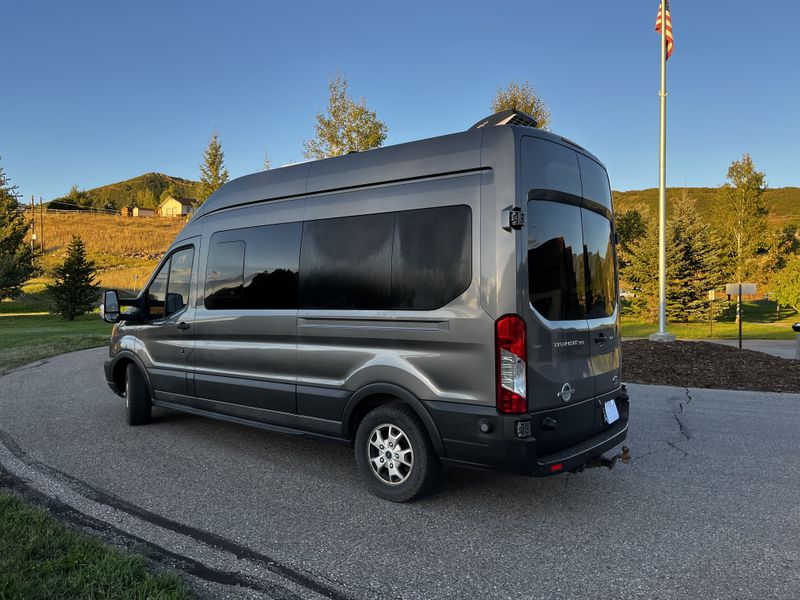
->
<box><xmin>469</xmin><ymin>110</ymin><xmax>538</xmax><ymax>131</ymax></box>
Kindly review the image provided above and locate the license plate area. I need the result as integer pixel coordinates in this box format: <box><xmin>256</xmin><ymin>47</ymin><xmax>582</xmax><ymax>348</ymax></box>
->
<box><xmin>603</xmin><ymin>399</ymin><xmax>619</xmax><ymax>425</ymax></box>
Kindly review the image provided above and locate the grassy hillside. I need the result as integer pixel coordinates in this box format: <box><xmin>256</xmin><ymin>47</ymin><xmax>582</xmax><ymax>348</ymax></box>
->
<box><xmin>614</xmin><ymin>186</ymin><xmax>800</xmax><ymax>226</ymax></box>
<box><xmin>26</xmin><ymin>212</ymin><xmax>183</xmax><ymax>293</ymax></box>
<box><xmin>49</xmin><ymin>172</ymin><xmax>202</xmax><ymax>211</ymax></box>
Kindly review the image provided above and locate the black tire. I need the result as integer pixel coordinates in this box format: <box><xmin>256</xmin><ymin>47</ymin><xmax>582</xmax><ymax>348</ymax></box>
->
<box><xmin>125</xmin><ymin>363</ymin><xmax>152</xmax><ymax>426</ymax></box>
<box><xmin>355</xmin><ymin>403</ymin><xmax>441</xmax><ymax>502</ymax></box>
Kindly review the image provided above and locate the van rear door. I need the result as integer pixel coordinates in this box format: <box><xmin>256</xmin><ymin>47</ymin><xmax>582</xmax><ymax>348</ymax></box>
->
<box><xmin>522</xmin><ymin>137</ymin><xmax>594</xmax><ymax>413</ymax></box>
<box><xmin>577</xmin><ymin>154</ymin><xmax>621</xmax><ymax>398</ymax></box>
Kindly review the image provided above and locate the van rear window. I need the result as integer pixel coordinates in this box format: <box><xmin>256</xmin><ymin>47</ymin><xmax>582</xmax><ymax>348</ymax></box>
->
<box><xmin>578</xmin><ymin>155</ymin><xmax>613</xmax><ymax>210</ymax></box>
<box><xmin>528</xmin><ymin>201</ymin><xmax>617</xmax><ymax>321</ymax></box>
<box><xmin>527</xmin><ymin>201</ymin><xmax>586</xmax><ymax>321</ymax></box>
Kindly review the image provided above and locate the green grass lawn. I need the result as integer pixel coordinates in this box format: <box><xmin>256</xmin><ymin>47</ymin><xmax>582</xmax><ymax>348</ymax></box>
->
<box><xmin>621</xmin><ymin>299</ymin><xmax>799</xmax><ymax>340</ymax></box>
<box><xmin>0</xmin><ymin>492</ymin><xmax>188</xmax><ymax>600</ymax></box>
<box><xmin>0</xmin><ymin>313</ymin><xmax>112</xmax><ymax>373</ymax></box>
<box><xmin>0</xmin><ymin>290</ymin><xmax>112</xmax><ymax>372</ymax></box>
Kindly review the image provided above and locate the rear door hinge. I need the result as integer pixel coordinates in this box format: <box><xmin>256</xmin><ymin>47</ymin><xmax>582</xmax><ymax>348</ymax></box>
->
<box><xmin>503</xmin><ymin>207</ymin><xmax>526</xmax><ymax>231</ymax></box>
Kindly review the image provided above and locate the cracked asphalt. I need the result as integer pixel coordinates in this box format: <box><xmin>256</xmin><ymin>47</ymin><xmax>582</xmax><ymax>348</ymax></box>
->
<box><xmin>1</xmin><ymin>347</ymin><xmax>800</xmax><ymax>599</ymax></box>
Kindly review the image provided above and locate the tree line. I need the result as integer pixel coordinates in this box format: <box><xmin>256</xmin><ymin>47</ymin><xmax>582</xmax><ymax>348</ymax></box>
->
<box><xmin>619</xmin><ymin>154</ymin><xmax>800</xmax><ymax>319</ymax></box>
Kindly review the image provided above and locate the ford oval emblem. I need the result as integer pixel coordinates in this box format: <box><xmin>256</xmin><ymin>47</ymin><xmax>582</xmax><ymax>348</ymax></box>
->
<box><xmin>558</xmin><ymin>382</ymin><xmax>574</xmax><ymax>403</ymax></box>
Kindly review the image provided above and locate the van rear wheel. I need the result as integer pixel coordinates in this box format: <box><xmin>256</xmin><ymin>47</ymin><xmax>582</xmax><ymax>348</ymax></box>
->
<box><xmin>125</xmin><ymin>363</ymin><xmax>152</xmax><ymax>426</ymax></box>
<box><xmin>355</xmin><ymin>403</ymin><xmax>441</xmax><ymax>502</ymax></box>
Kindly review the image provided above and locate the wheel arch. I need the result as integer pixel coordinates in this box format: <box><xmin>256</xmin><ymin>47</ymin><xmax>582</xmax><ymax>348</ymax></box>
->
<box><xmin>342</xmin><ymin>383</ymin><xmax>446</xmax><ymax>458</ymax></box>
<box><xmin>110</xmin><ymin>351</ymin><xmax>155</xmax><ymax>400</ymax></box>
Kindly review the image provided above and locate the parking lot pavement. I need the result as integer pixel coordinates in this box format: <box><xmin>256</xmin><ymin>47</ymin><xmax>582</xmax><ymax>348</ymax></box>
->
<box><xmin>1</xmin><ymin>347</ymin><xmax>800</xmax><ymax>599</ymax></box>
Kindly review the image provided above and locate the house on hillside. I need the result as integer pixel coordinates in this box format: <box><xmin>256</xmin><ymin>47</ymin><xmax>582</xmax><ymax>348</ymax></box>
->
<box><xmin>158</xmin><ymin>195</ymin><xmax>195</xmax><ymax>217</ymax></box>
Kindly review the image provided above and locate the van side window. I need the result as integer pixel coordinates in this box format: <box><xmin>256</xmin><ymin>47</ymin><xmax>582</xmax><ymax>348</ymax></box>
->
<box><xmin>241</xmin><ymin>223</ymin><xmax>300</xmax><ymax>309</ymax></box>
<box><xmin>392</xmin><ymin>206</ymin><xmax>471</xmax><ymax>310</ymax></box>
<box><xmin>165</xmin><ymin>247</ymin><xmax>194</xmax><ymax>316</ymax></box>
<box><xmin>527</xmin><ymin>201</ymin><xmax>586</xmax><ymax>321</ymax></box>
<box><xmin>299</xmin><ymin>213</ymin><xmax>394</xmax><ymax>310</ymax></box>
<box><xmin>205</xmin><ymin>240</ymin><xmax>245</xmax><ymax>310</ymax></box>
<box><xmin>204</xmin><ymin>223</ymin><xmax>301</xmax><ymax>310</ymax></box>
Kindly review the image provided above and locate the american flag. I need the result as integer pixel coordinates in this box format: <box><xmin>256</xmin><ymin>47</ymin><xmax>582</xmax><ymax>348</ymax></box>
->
<box><xmin>655</xmin><ymin>1</ymin><xmax>674</xmax><ymax>59</ymax></box>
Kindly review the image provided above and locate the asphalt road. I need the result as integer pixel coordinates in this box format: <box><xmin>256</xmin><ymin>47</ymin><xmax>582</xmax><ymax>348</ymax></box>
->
<box><xmin>1</xmin><ymin>347</ymin><xmax>799</xmax><ymax>599</ymax></box>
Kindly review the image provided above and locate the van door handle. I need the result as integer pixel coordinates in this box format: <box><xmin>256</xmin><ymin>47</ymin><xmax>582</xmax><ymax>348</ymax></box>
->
<box><xmin>594</xmin><ymin>333</ymin><xmax>605</xmax><ymax>344</ymax></box>
<box><xmin>176</xmin><ymin>322</ymin><xmax>190</xmax><ymax>331</ymax></box>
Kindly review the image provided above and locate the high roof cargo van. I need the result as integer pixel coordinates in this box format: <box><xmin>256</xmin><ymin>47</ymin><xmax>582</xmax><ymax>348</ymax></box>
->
<box><xmin>101</xmin><ymin>111</ymin><xmax>629</xmax><ymax>501</ymax></box>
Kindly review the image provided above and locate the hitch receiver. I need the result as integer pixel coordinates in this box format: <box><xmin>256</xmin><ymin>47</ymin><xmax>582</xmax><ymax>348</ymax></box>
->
<box><xmin>586</xmin><ymin>446</ymin><xmax>631</xmax><ymax>470</ymax></box>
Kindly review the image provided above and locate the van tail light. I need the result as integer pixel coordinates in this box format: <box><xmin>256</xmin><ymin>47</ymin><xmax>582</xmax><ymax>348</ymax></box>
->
<box><xmin>495</xmin><ymin>314</ymin><xmax>527</xmax><ymax>414</ymax></box>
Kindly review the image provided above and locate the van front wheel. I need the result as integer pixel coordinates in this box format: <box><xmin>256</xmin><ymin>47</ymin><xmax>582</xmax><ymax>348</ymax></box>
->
<box><xmin>355</xmin><ymin>403</ymin><xmax>441</xmax><ymax>502</ymax></box>
<box><xmin>125</xmin><ymin>363</ymin><xmax>152</xmax><ymax>426</ymax></box>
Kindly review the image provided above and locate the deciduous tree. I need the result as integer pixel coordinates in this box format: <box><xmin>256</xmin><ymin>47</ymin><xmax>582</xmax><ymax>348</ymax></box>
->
<box><xmin>712</xmin><ymin>154</ymin><xmax>768</xmax><ymax>283</ymax></box>
<box><xmin>198</xmin><ymin>130</ymin><xmax>229</xmax><ymax>204</ymax></box>
<box><xmin>46</xmin><ymin>235</ymin><xmax>99</xmax><ymax>320</ymax></box>
<box><xmin>771</xmin><ymin>255</ymin><xmax>800</xmax><ymax>313</ymax></box>
<box><xmin>303</xmin><ymin>73</ymin><xmax>388</xmax><ymax>159</ymax></box>
<box><xmin>491</xmin><ymin>81</ymin><xmax>551</xmax><ymax>130</ymax></box>
<box><xmin>0</xmin><ymin>158</ymin><xmax>35</xmax><ymax>299</ymax></box>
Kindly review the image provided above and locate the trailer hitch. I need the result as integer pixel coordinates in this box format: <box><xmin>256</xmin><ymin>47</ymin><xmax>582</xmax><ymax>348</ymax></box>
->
<box><xmin>584</xmin><ymin>446</ymin><xmax>631</xmax><ymax>471</ymax></box>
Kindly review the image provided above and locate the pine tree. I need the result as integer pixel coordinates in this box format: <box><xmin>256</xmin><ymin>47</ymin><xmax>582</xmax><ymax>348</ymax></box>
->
<box><xmin>0</xmin><ymin>158</ymin><xmax>36</xmax><ymax>299</ymax></box>
<box><xmin>46</xmin><ymin>235</ymin><xmax>99</xmax><ymax>320</ymax></box>
<box><xmin>491</xmin><ymin>81</ymin><xmax>551</xmax><ymax>130</ymax></box>
<box><xmin>623</xmin><ymin>192</ymin><xmax>724</xmax><ymax>322</ymax></box>
<box><xmin>263</xmin><ymin>150</ymin><xmax>271</xmax><ymax>171</ymax></box>
<box><xmin>667</xmin><ymin>193</ymin><xmax>725</xmax><ymax>322</ymax></box>
<box><xmin>303</xmin><ymin>73</ymin><xmax>388</xmax><ymax>159</ymax></box>
<box><xmin>198</xmin><ymin>130</ymin><xmax>229</xmax><ymax>204</ymax></box>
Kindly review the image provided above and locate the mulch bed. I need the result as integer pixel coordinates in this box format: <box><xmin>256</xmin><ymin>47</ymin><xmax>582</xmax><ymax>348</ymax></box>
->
<box><xmin>622</xmin><ymin>340</ymin><xmax>800</xmax><ymax>393</ymax></box>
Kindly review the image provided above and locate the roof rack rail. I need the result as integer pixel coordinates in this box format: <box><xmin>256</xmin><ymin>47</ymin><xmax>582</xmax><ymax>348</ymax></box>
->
<box><xmin>468</xmin><ymin>110</ymin><xmax>538</xmax><ymax>131</ymax></box>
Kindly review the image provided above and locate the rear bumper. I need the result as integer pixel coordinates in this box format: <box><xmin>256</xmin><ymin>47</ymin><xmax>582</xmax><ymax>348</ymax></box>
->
<box><xmin>425</xmin><ymin>390</ymin><xmax>629</xmax><ymax>477</ymax></box>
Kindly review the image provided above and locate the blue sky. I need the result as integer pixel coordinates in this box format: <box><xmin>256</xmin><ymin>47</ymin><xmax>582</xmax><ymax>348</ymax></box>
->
<box><xmin>3</xmin><ymin>0</ymin><xmax>798</xmax><ymax>201</ymax></box>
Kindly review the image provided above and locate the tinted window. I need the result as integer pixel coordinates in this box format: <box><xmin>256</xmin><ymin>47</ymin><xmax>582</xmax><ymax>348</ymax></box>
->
<box><xmin>392</xmin><ymin>206</ymin><xmax>471</xmax><ymax>310</ymax></box>
<box><xmin>205</xmin><ymin>223</ymin><xmax>301</xmax><ymax>310</ymax></box>
<box><xmin>147</xmin><ymin>260</ymin><xmax>169</xmax><ymax>319</ymax></box>
<box><xmin>578</xmin><ymin>154</ymin><xmax>613</xmax><ymax>210</ymax></box>
<box><xmin>299</xmin><ymin>213</ymin><xmax>394</xmax><ymax>310</ymax></box>
<box><xmin>166</xmin><ymin>247</ymin><xmax>194</xmax><ymax>316</ymax></box>
<box><xmin>521</xmin><ymin>137</ymin><xmax>582</xmax><ymax>200</ymax></box>
<box><xmin>582</xmin><ymin>210</ymin><xmax>616</xmax><ymax>318</ymax></box>
<box><xmin>527</xmin><ymin>201</ymin><xmax>586</xmax><ymax>321</ymax></box>
<box><xmin>205</xmin><ymin>240</ymin><xmax>245</xmax><ymax>310</ymax></box>
<box><xmin>241</xmin><ymin>223</ymin><xmax>300</xmax><ymax>309</ymax></box>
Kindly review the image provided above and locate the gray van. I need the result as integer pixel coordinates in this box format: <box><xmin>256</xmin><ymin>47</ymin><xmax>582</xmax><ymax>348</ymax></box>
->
<box><xmin>101</xmin><ymin>111</ymin><xmax>629</xmax><ymax>501</ymax></box>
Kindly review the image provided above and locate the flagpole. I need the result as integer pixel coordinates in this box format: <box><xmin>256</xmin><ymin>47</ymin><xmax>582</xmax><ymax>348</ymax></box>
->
<box><xmin>651</xmin><ymin>1</ymin><xmax>675</xmax><ymax>342</ymax></box>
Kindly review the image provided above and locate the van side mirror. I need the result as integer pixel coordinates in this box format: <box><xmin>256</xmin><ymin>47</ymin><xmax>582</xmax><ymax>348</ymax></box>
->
<box><xmin>101</xmin><ymin>290</ymin><xmax>120</xmax><ymax>323</ymax></box>
<box><xmin>793</xmin><ymin>323</ymin><xmax>800</xmax><ymax>333</ymax></box>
